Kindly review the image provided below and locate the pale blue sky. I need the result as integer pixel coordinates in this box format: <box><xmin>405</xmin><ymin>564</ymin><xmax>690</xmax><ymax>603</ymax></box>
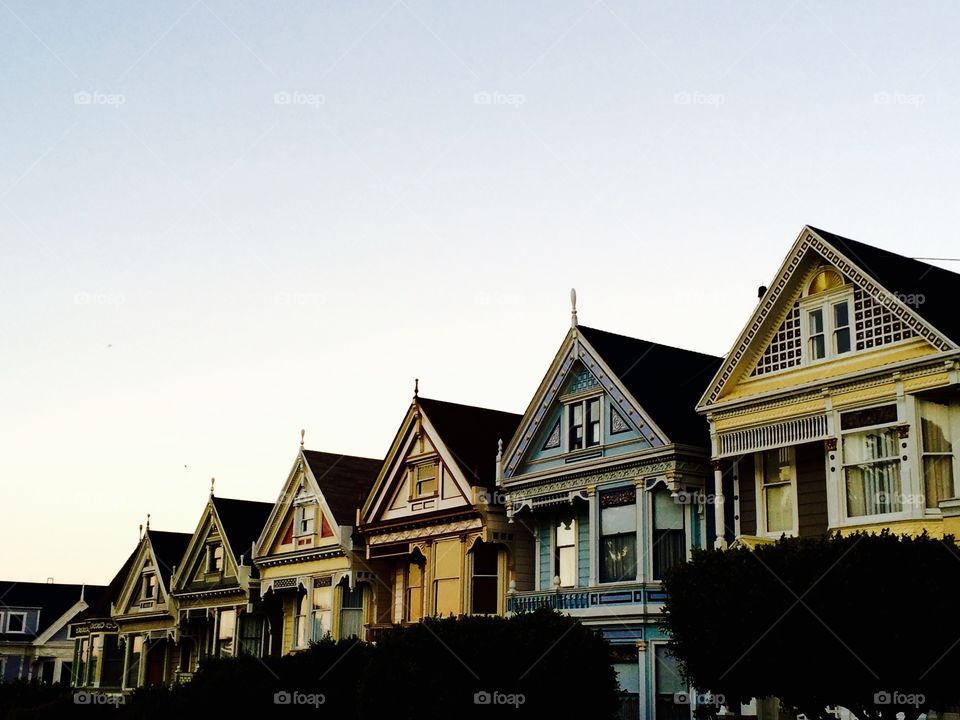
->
<box><xmin>3</xmin><ymin>1</ymin><xmax>960</xmax><ymax>583</ymax></box>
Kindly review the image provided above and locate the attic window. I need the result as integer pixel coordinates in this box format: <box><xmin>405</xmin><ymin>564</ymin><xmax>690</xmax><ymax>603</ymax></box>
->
<box><xmin>206</xmin><ymin>544</ymin><xmax>224</xmax><ymax>573</ymax></box>
<box><xmin>6</xmin><ymin>612</ymin><xmax>26</xmax><ymax>633</ymax></box>
<box><xmin>141</xmin><ymin>573</ymin><xmax>157</xmax><ymax>600</ymax></box>
<box><xmin>413</xmin><ymin>463</ymin><xmax>438</xmax><ymax>498</ymax></box>
<box><xmin>568</xmin><ymin>397</ymin><xmax>601</xmax><ymax>451</ymax></box>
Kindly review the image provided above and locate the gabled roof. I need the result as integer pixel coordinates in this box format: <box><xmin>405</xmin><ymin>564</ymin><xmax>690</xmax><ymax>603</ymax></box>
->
<box><xmin>146</xmin><ymin>530</ymin><xmax>192</xmax><ymax>588</ymax></box>
<box><xmin>699</xmin><ymin>225</ymin><xmax>960</xmax><ymax>409</ymax></box>
<box><xmin>301</xmin><ymin>451</ymin><xmax>383</xmax><ymax>525</ymax></box>
<box><xmin>577</xmin><ymin>326</ymin><xmax>723</xmax><ymax>446</ymax></box>
<box><xmin>417</xmin><ymin>397</ymin><xmax>522</xmax><ymax>490</ymax></box>
<box><xmin>75</xmin><ymin>547</ymin><xmax>139</xmax><ymax>623</ymax></box>
<box><xmin>0</xmin><ymin>581</ymin><xmax>105</xmax><ymax>642</ymax></box>
<box><xmin>809</xmin><ymin>226</ymin><xmax>960</xmax><ymax>344</ymax></box>
<box><xmin>211</xmin><ymin>497</ymin><xmax>273</xmax><ymax>564</ymax></box>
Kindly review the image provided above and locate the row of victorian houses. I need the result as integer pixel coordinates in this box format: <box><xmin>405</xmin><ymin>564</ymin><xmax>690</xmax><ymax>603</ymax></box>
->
<box><xmin>8</xmin><ymin>226</ymin><xmax>958</xmax><ymax>720</ymax></box>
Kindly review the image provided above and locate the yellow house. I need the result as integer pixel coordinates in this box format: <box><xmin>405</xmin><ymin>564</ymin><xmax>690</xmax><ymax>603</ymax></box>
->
<box><xmin>358</xmin><ymin>391</ymin><xmax>524</xmax><ymax>636</ymax></box>
<box><xmin>698</xmin><ymin>226</ymin><xmax>960</xmax><ymax>545</ymax></box>
<box><xmin>253</xmin><ymin>445</ymin><xmax>383</xmax><ymax>649</ymax></box>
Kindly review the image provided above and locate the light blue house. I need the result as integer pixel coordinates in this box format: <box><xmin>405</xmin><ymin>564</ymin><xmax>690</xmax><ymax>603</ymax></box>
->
<box><xmin>499</xmin><ymin>296</ymin><xmax>722</xmax><ymax>720</ymax></box>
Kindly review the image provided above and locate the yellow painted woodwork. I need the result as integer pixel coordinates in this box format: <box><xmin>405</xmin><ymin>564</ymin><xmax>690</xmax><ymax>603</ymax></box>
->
<box><xmin>259</xmin><ymin>557</ymin><xmax>350</xmax><ymax>582</ymax></box>
<box><xmin>836</xmin><ymin>517</ymin><xmax>944</xmax><ymax>538</ymax></box>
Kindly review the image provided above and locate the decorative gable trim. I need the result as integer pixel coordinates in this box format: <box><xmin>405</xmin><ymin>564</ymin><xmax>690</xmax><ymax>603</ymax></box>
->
<box><xmin>502</xmin><ymin>332</ymin><xmax>667</xmax><ymax>481</ymax></box>
<box><xmin>699</xmin><ymin>226</ymin><xmax>955</xmax><ymax>410</ymax></box>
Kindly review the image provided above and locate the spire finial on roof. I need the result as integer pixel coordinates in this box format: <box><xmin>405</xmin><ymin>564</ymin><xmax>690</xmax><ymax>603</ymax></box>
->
<box><xmin>210</xmin><ymin>477</ymin><xmax>215</xmax><ymax>497</ymax></box>
<box><xmin>146</xmin><ymin>513</ymin><xmax>150</xmax><ymax>530</ymax></box>
<box><xmin>300</xmin><ymin>429</ymin><xmax>305</xmax><ymax>448</ymax></box>
<box><xmin>497</xmin><ymin>438</ymin><xmax>503</xmax><ymax>460</ymax></box>
<box><xmin>414</xmin><ymin>378</ymin><xmax>419</xmax><ymax>398</ymax></box>
<box><xmin>570</xmin><ymin>288</ymin><xmax>578</xmax><ymax>328</ymax></box>
<box><xmin>139</xmin><ymin>523</ymin><xmax>143</xmax><ymax>540</ymax></box>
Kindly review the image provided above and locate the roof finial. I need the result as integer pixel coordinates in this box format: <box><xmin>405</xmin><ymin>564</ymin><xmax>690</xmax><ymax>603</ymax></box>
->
<box><xmin>139</xmin><ymin>523</ymin><xmax>143</xmax><ymax>540</ymax></box>
<box><xmin>414</xmin><ymin>378</ymin><xmax>419</xmax><ymax>398</ymax></box>
<box><xmin>300</xmin><ymin>428</ymin><xmax>305</xmax><ymax>448</ymax></box>
<box><xmin>570</xmin><ymin>288</ymin><xmax>578</xmax><ymax>328</ymax></box>
<box><xmin>210</xmin><ymin>476</ymin><xmax>215</xmax><ymax>497</ymax></box>
<box><xmin>496</xmin><ymin>438</ymin><xmax>503</xmax><ymax>461</ymax></box>
<box><xmin>146</xmin><ymin>513</ymin><xmax>151</xmax><ymax>530</ymax></box>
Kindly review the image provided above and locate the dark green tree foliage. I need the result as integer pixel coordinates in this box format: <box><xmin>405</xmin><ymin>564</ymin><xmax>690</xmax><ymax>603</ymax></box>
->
<box><xmin>359</xmin><ymin>608</ymin><xmax>619</xmax><ymax>720</ymax></box>
<box><xmin>662</xmin><ymin>531</ymin><xmax>960</xmax><ymax>720</ymax></box>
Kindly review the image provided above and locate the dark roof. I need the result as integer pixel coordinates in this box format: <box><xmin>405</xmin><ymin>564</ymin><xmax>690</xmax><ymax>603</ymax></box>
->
<box><xmin>0</xmin><ymin>581</ymin><xmax>104</xmax><ymax>641</ymax></box>
<box><xmin>417</xmin><ymin>397</ymin><xmax>522</xmax><ymax>489</ymax></box>
<box><xmin>211</xmin><ymin>496</ymin><xmax>273</xmax><ymax>565</ymax></box>
<box><xmin>811</xmin><ymin>226</ymin><xmax>960</xmax><ymax>345</ymax></box>
<box><xmin>146</xmin><ymin>530</ymin><xmax>192</xmax><ymax>588</ymax></box>
<box><xmin>74</xmin><ymin>547</ymin><xmax>139</xmax><ymax>623</ymax></box>
<box><xmin>578</xmin><ymin>325</ymin><xmax>723</xmax><ymax>446</ymax></box>
<box><xmin>301</xmin><ymin>451</ymin><xmax>383</xmax><ymax>525</ymax></box>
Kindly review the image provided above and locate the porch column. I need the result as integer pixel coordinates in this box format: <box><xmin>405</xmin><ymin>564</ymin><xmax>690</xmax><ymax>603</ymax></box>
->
<box><xmin>637</xmin><ymin>640</ymin><xmax>648</xmax><ymax>720</ymax></box>
<box><xmin>712</xmin><ymin>460</ymin><xmax>727</xmax><ymax>549</ymax></box>
<box><xmin>587</xmin><ymin>486</ymin><xmax>598</xmax><ymax>586</ymax></box>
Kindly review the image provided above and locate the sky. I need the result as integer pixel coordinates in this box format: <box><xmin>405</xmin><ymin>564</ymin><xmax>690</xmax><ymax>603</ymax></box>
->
<box><xmin>3</xmin><ymin>1</ymin><xmax>960</xmax><ymax>584</ymax></box>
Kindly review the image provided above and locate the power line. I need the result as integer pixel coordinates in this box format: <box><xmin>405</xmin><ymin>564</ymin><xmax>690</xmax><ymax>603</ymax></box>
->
<box><xmin>913</xmin><ymin>257</ymin><xmax>960</xmax><ymax>262</ymax></box>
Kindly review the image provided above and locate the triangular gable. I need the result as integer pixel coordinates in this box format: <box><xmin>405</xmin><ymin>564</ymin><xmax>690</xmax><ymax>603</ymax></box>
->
<box><xmin>698</xmin><ymin>225</ymin><xmax>955</xmax><ymax>409</ymax></box>
<box><xmin>255</xmin><ymin>450</ymin><xmax>343</xmax><ymax>559</ymax></box>
<box><xmin>361</xmin><ymin>401</ymin><xmax>474</xmax><ymax>525</ymax></box>
<box><xmin>114</xmin><ymin>535</ymin><xmax>175</xmax><ymax>615</ymax></box>
<box><xmin>33</xmin><ymin>598</ymin><xmax>88</xmax><ymax>645</ymax></box>
<box><xmin>502</xmin><ymin>329</ymin><xmax>668</xmax><ymax>481</ymax></box>
<box><xmin>172</xmin><ymin>500</ymin><xmax>239</xmax><ymax>592</ymax></box>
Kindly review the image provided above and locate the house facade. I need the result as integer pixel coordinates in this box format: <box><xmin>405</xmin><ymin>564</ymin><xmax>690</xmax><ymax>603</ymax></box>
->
<box><xmin>254</xmin><ymin>445</ymin><xmax>383</xmax><ymax>648</ymax></box>
<box><xmin>169</xmin><ymin>493</ymin><xmax>273</xmax><ymax>676</ymax></box>
<box><xmin>358</xmin><ymin>392</ymin><xmax>524</xmax><ymax>637</ymax></box>
<box><xmin>499</xmin><ymin>306</ymin><xmax>722</xmax><ymax>720</ymax></box>
<box><xmin>111</xmin><ymin>528</ymin><xmax>191</xmax><ymax>689</ymax></box>
<box><xmin>0</xmin><ymin>581</ymin><xmax>105</xmax><ymax>685</ymax></box>
<box><xmin>698</xmin><ymin>226</ymin><xmax>960</xmax><ymax>549</ymax></box>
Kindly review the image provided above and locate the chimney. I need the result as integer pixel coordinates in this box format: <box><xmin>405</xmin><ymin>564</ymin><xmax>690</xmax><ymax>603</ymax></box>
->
<box><xmin>757</xmin><ymin>285</ymin><xmax>767</xmax><ymax>299</ymax></box>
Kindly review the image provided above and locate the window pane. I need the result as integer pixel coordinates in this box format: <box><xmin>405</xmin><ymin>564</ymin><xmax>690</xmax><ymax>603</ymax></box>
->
<box><xmin>652</xmin><ymin>530</ymin><xmax>684</xmax><ymax>580</ymax></box>
<box><xmin>835</xmin><ymin>328</ymin><xmax>851</xmax><ymax>354</ymax></box>
<box><xmin>810</xmin><ymin>335</ymin><xmax>825</xmax><ymax>359</ymax></box>
<box><xmin>845</xmin><ymin>460</ymin><xmax>902</xmax><ymax>516</ymax></box>
<box><xmin>557</xmin><ymin>546</ymin><xmax>576</xmax><ymax>587</ymax></box>
<box><xmin>764</xmin><ymin>484</ymin><xmax>793</xmax><ymax>532</ymax></box>
<box><xmin>556</xmin><ymin>517</ymin><xmax>575</xmax><ymax>547</ymax></box>
<box><xmin>652</xmin><ymin>490</ymin><xmax>683</xmax><ymax>531</ymax></box>
<box><xmin>471</xmin><ymin>577</ymin><xmax>498</xmax><ymax>614</ymax></box>
<box><xmin>924</xmin><ymin>457</ymin><xmax>954</xmax><ymax>509</ymax></box>
<box><xmin>654</xmin><ymin>646</ymin><xmax>685</xmax><ymax>694</ymax></box>
<box><xmin>434</xmin><ymin>539</ymin><xmax>461</xmax><ymax>580</ymax></box>
<box><xmin>600</xmin><ymin>534</ymin><xmax>636</xmax><ymax>583</ymax></box>
<box><xmin>921</xmin><ymin>401</ymin><xmax>953</xmax><ymax>453</ymax></box>
<box><xmin>434</xmin><ymin>579</ymin><xmax>459</xmax><ymax>616</ymax></box>
<box><xmin>601</xmin><ymin>503</ymin><xmax>636</xmax><ymax>534</ymax></box>
<box><xmin>587</xmin><ymin>398</ymin><xmax>601</xmax><ymax>446</ymax></box>
<box><xmin>762</xmin><ymin>448</ymin><xmax>792</xmax><ymax>485</ymax></box>
<box><xmin>809</xmin><ymin>308</ymin><xmax>824</xmax><ymax>334</ymax></box>
<box><xmin>569</xmin><ymin>404</ymin><xmax>584</xmax><ymax>450</ymax></box>
<box><xmin>843</xmin><ymin>428</ymin><xmax>899</xmax><ymax>463</ymax></box>
<box><xmin>471</xmin><ymin>542</ymin><xmax>499</xmax><ymax>576</ymax></box>
<box><xmin>834</xmin><ymin>302</ymin><xmax>849</xmax><ymax>328</ymax></box>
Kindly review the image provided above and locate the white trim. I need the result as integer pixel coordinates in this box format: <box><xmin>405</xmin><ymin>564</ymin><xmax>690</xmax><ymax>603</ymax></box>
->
<box><xmin>6</xmin><ymin>610</ymin><xmax>28</xmax><ymax>634</ymax></box>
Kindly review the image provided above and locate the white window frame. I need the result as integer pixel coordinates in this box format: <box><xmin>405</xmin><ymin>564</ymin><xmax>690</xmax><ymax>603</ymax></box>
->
<box><xmin>565</xmin><ymin>393</ymin><xmax>604</xmax><ymax>453</ymax></box>
<box><xmin>754</xmin><ymin>447</ymin><xmax>799</xmax><ymax>538</ymax></box>
<box><xmin>799</xmin><ymin>287</ymin><xmax>854</xmax><ymax>365</ymax></box>
<box><xmin>6</xmin><ymin>611</ymin><xmax>27</xmax><ymax>634</ymax></box>
<box><xmin>553</xmin><ymin>514</ymin><xmax>578</xmax><ymax>588</ymax></box>
<box><xmin>837</xmin><ymin>407</ymin><xmax>909</xmax><ymax>525</ymax></box>
<box><xmin>917</xmin><ymin>398</ymin><xmax>960</xmax><ymax>513</ymax></box>
<box><xmin>206</xmin><ymin>544</ymin><xmax>224</xmax><ymax>574</ymax></box>
<box><xmin>411</xmin><ymin>462</ymin><xmax>439</xmax><ymax>500</ymax></box>
<box><xmin>294</xmin><ymin>503</ymin><xmax>315</xmax><ymax>537</ymax></box>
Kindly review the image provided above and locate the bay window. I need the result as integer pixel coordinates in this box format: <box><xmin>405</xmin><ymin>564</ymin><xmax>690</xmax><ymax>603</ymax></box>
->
<box><xmin>919</xmin><ymin>399</ymin><xmax>957</xmax><ymax>509</ymax></box>
<box><xmin>651</xmin><ymin>488</ymin><xmax>685</xmax><ymax>581</ymax></box>
<box><xmin>599</xmin><ymin>490</ymin><xmax>637</xmax><ymax>583</ymax></box>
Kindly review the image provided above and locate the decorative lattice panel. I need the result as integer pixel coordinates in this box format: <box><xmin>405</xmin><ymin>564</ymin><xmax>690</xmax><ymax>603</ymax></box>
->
<box><xmin>853</xmin><ymin>287</ymin><xmax>914</xmax><ymax>350</ymax></box>
<box><xmin>750</xmin><ymin>304</ymin><xmax>801</xmax><ymax>376</ymax></box>
<box><xmin>565</xmin><ymin>363</ymin><xmax>599</xmax><ymax>394</ymax></box>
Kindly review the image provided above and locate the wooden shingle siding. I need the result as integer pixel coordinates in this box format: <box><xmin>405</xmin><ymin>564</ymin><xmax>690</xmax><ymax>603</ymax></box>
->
<box><xmin>796</xmin><ymin>441</ymin><xmax>829</xmax><ymax>537</ymax></box>
<box><xmin>738</xmin><ymin>454</ymin><xmax>756</xmax><ymax>536</ymax></box>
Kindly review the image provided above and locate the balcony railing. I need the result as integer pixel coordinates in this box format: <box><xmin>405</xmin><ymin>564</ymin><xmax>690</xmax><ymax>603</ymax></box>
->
<box><xmin>508</xmin><ymin>590</ymin><xmax>592</xmax><ymax>613</ymax></box>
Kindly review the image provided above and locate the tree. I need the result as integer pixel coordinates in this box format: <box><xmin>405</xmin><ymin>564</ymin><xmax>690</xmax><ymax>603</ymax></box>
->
<box><xmin>662</xmin><ymin>531</ymin><xmax>960</xmax><ymax>720</ymax></box>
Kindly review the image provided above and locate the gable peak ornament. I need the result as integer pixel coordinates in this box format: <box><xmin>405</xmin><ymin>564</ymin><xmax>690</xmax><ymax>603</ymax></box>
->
<box><xmin>210</xmin><ymin>477</ymin><xmax>215</xmax><ymax>497</ymax></box>
<box><xmin>300</xmin><ymin>428</ymin><xmax>305</xmax><ymax>448</ymax></box>
<box><xmin>570</xmin><ymin>288</ymin><xmax>578</xmax><ymax>328</ymax></box>
<box><xmin>414</xmin><ymin>377</ymin><xmax>419</xmax><ymax>399</ymax></box>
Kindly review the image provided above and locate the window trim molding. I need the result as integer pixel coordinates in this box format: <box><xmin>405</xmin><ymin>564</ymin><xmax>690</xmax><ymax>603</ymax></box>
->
<box><xmin>564</xmin><ymin>392</ymin><xmax>604</xmax><ymax>454</ymax></box>
<box><xmin>917</xmin><ymin>397</ymin><xmax>960</xmax><ymax>513</ymax></box>
<box><xmin>799</xmin><ymin>285</ymin><xmax>854</xmax><ymax>366</ymax></box>
<box><xmin>6</xmin><ymin>610</ymin><xmax>27</xmax><ymax>634</ymax></box>
<box><xmin>553</xmin><ymin>513</ymin><xmax>578</xmax><ymax>588</ymax></box>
